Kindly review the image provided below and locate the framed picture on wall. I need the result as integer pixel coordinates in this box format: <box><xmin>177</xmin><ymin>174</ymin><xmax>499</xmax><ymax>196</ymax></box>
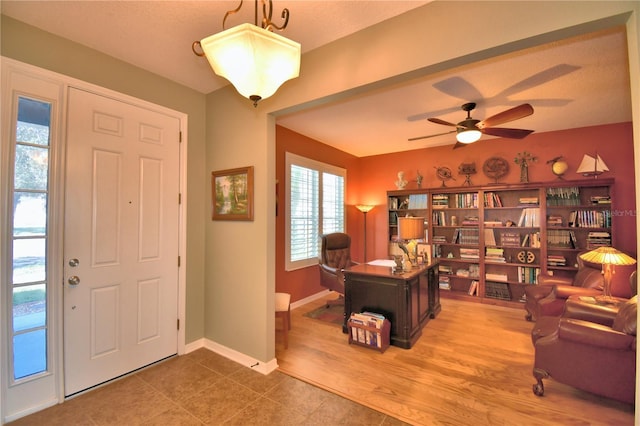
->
<box><xmin>211</xmin><ymin>166</ymin><xmax>254</xmax><ymax>221</ymax></box>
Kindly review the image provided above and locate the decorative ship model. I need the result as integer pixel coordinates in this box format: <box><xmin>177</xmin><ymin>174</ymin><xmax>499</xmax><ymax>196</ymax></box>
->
<box><xmin>576</xmin><ymin>153</ymin><xmax>609</xmax><ymax>178</ymax></box>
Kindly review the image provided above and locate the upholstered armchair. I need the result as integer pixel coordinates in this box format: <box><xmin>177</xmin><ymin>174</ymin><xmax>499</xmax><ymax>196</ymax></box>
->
<box><xmin>319</xmin><ymin>233</ymin><xmax>358</xmax><ymax>306</ymax></box>
<box><xmin>531</xmin><ymin>295</ymin><xmax>637</xmax><ymax>403</ymax></box>
<box><xmin>524</xmin><ymin>254</ymin><xmax>636</xmax><ymax>322</ymax></box>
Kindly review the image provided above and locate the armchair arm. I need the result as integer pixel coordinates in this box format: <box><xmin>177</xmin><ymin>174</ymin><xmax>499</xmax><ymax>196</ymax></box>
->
<box><xmin>538</xmin><ymin>274</ymin><xmax>573</xmax><ymax>286</ymax></box>
<box><xmin>558</xmin><ymin>318</ymin><xmax>635</xmax><ymax>350</ymax></box>
<box><xmin>563</xmin><ymin>299</ymin><xmax>618</xmax><ymax>327</ymax></box>
<box><xmin>319</xmin><ymin>263</ymin><xmax>338</xmax><ymax>276</ymax></box>
<box><xmin>552</xmin><ymin>285</ymin><xmax>601</xmax><ymax>299</ymax></box>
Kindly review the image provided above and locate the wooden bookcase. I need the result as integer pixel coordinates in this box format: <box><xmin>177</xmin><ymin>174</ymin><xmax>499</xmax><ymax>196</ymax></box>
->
<box><xmin>387</xmin><ymin>189</ymin><xmax>429</xmax><ymax>256</ymax></box>
<box><xmin>387</xmin><ymin>178</ymin><xmax>614</xmax><ymax>307</ymax></box>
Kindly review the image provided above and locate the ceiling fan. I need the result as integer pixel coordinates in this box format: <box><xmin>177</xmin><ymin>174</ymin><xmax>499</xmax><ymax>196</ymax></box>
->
<box><xmin>409</xmin><ymin>102</ymin><xmax>535</xmax><ymax>149</ymax></box>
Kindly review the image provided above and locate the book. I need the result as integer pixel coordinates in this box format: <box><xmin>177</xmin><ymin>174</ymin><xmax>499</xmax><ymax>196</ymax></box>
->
<box><xmin>468</xmin><ymin>280</ymin><xmax>479</xmax><ymax>296</ymax></box>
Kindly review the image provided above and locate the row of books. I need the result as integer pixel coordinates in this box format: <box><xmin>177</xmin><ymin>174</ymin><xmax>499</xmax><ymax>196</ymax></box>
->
<box><xmin>547</xmin><ymin>229</ymin><xmax>577</xmax><ymax>248</ymax></box>
<box><xmin>484</xmin><ymin>192</ymin><xmax>503</xmax><ymax>207</ymax></box>
<box><xmin>568</xmin><ymin>210</ymin><xmax>611</xmax><ymax>228</ymax></box>
<box><xmin>453</xmin><ymin>193</ymin><xmax>479</xmax><ymax>208</ymax></box>
<box><xmin>518</xmin><ymin>208</ymin><xmax>541</xmax><ymax>227</ymax></box>
<box><xmin>432</xmin><ymin>194</ymin><xmax>449</xmax><ymax>209</ymax></box>
<box><xmin>517</xmin><ymin>266</ymin><xmax>540</xmax><ymax>284</ymax></box>
<box><xmin>348</xmin><ymin>312</ymin><xmax>387</xmax><ymax>349</ymax></box>
<box><xmin>468</xmin><ymin>280</ymin><xmax>479</xmax><ymax>296</ymax></box>
<box><xmin>439</xmin><ymin>275</ymin><xmax>451</xmax><ymax>290</ymax></box>
<box><xmin>452</xmin><ymin>228</ymin><xmax>480</xmax><ymax>244</ymax></box>
<box><xmin>546</xmin><ymin>187</ymin><xmax>581</xmax><ymax>206</ymax></box>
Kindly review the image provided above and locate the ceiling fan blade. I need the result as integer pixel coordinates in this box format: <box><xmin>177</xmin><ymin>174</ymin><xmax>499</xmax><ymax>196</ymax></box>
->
<box><xmin>481</xmin><ymin>127</ymin><xmax>534</xmax><ymax>139</ymax></box>
<box><xmin>427</xmin><ymin>117</ymin><xmax>460</xmax><ymax>127</ymax></box>
<box><xmin>478</xmin><ymin>103</ymin><xmax>533</xmax><ymax>128</ymax></box>
<box><xmin>452</xmin><ymin>141</ymin><xmax>468</xmax><ymax>150</ymax></box>
<box><xmin>408</xmin><ymin>130</ymin><xmax>456</xmax><ymax>141</ymax></box>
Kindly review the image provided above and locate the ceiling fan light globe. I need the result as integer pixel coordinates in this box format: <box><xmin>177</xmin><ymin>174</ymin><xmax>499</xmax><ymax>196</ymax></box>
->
<box><xmin>456</xmin><ymin>129</ymin><xmax>481</xmax><ymax>143</ymax></box>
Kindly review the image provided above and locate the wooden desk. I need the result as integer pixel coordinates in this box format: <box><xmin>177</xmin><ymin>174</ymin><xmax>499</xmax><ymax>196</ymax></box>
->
<box><xmin>343</xmin><ymin>262</ymin><xmax>440</xmax><ymax>349</ymax></box>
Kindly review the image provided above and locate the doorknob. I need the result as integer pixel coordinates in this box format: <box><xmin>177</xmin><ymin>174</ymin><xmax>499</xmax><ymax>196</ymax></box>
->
<box><xmin>68</xmin><ymin>276</ymin><xmax>80</xmax><ymax>286</ymax></box>
<box><xmin>69</xmin><ymin>258</ymin><xmax>79</xmax><ymax>267</ymax></box>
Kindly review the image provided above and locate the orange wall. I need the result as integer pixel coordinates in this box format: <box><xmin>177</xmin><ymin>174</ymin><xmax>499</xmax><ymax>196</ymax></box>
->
<box><xmin>276</xmin><ymin>122</ymin><xmax>636</xmax><ymax>302</ymax></box>
<box><xmin>275</xmin><ymin>126</ymin><xmax>361</xmax><ymax>303</ymax></box>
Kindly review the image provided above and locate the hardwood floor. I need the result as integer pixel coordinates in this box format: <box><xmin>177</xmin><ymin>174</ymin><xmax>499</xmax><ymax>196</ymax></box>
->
<box><xmin>276</xmin><ymin>296</ymin><xmax>635</xmax><ymax>426</ymax></box>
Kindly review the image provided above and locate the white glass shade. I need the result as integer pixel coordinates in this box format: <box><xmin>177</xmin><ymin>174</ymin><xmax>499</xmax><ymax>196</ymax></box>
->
<box><xmin>200</xmin><ymin>23</ymin><xmax>301</xmax><ymax>102</ymax></box>
<box><xmin>456</xmin><ymin>128</ymin><xmax>482</xmax><ymax>143</ymax></box>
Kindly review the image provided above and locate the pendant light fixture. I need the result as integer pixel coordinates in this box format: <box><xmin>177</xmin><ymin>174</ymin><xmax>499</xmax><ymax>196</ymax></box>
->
<box><xmin>193</xmin><ymin>0</ymin><xmax>301</xmax><ymax>107</ymax></box>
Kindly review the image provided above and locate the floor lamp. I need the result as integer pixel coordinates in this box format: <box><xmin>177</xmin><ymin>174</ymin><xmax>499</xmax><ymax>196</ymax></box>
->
<box><xmin>356</xmin><ymin>205</ymin><xmax>374</xmax><ymax>262</ymax></box>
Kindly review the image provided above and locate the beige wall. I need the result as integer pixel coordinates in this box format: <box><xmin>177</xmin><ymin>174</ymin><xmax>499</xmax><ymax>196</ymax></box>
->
<box><xmin>1</xmin><ymin>15</ymin><xmax>207</xmax><ymax>343</ymax></box>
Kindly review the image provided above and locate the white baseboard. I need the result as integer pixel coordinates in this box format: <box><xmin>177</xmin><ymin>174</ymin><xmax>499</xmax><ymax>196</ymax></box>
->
<box><xmin>183</xmin><ymin>338</ymin><xmax>279</xmax><ymax>375</ymax></box>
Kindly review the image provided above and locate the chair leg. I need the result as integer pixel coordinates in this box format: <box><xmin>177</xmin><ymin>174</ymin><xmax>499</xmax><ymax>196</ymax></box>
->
<box><xmin>276</xmin><ymin>311</ymin><xmax>289</xmax><ymax>349</ymax></box>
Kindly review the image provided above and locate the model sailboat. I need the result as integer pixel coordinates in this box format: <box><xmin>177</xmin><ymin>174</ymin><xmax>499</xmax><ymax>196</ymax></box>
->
<box><xmin>576</xmin><ymin>153</ymin><xmax>609</xmax><ymax>177</ymax></box>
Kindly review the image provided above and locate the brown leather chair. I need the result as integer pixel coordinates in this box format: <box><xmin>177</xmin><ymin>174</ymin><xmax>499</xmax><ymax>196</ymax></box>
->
<box><xmin>319</xmin><ymin>233</ymin><xmax>358</xmax><ymax>306</ymax></box>
<box><xmin>531</xmin><ymin>295</ymin><xmax>637</xmax><ymax>404</ymax></box>
<box><xmin>524</xmin><ymin>255</ymin><xmax>635</xmax><ymax>322</ymax></box>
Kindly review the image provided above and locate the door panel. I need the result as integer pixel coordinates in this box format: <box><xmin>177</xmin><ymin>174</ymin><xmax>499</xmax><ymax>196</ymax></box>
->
<box><xmin>64</xmin><ymin>88</ymin><xmax>179</xmax><ymax>396</ymax></box>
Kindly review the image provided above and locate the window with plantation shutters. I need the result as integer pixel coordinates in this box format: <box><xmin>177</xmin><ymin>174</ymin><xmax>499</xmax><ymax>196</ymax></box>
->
<box><xmin>285</xmin><ymin>153</ymin><xmax>346</xmax><ymax>271</ymax></box>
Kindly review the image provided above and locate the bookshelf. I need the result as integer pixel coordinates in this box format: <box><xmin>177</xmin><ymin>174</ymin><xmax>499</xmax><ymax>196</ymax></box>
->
<box><xmin>387</xmin><ymin>178</ymin><xmax>615</xmax><ymax>307</ymax></box>
<box><xmin>387</xmin><ymin>189</ymin><xmax>429</xmax><ymax>256</ymax></box>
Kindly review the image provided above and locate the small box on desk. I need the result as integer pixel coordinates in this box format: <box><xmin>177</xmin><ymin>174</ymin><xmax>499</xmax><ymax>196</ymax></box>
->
<box><xmin>347</xmin><ymin>312</ymin><xmax>391</xmax><ymax>353</ymax></box>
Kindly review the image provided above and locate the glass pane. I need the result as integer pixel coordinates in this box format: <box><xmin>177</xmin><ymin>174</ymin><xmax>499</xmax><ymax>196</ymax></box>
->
<box><xmin>13</xmin><ymin>238</ymin><xmax>46</xmax><ymax>284</ymax></box>
<box><xmin>13</xmin><ymin>284</ymin><xmax>46</xmax><ymax>333</ymax></box>
<box><xmin>14</xmin><ymin>144</ymin><xmax>49</xmax><ymax>190</ymax></box>
<box><xmin>16</xmin><ymin>97</ymin><xmax>51</xmax><ymax>146</ymax></box>
<box><xmin>13</xmin><ymin>192</ymin><xmax>47</xmax><ymax>236</ymax></box>
<box><xmin>13</xmin><ymin>329</ymin><xmax>47</xmax><ymax>380</ymax></box>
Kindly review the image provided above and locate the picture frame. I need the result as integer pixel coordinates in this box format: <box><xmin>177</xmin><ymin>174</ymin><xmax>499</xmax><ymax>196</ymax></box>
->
<box><xmin>211</xmin><ymin>166</ymin><xmax>254</xmax><ymax>221</ymax></box>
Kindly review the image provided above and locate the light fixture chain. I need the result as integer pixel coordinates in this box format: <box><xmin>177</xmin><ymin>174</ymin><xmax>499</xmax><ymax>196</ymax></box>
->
<box><xmin>221</xmin><ymin>0</ymin><xmax>290</xmax><ymax>32</ymax></box>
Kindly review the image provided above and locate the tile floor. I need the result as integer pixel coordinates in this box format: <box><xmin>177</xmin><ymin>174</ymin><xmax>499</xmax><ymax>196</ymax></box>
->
<box><xmin>9</xmin><ymin>348</ymin><xmax>407</xmax><ymax>425</ymax></box>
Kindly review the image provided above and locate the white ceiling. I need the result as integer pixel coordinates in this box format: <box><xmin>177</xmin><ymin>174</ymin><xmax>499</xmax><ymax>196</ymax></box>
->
<box><xmin>2</xmin><ymin>1</ymin><xmax>632</xmax><ymax>157</ymax></box>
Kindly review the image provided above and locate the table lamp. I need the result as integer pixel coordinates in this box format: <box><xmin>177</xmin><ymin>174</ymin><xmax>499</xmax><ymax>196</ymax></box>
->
<box><xmin>397</xmin><ymin>216</ymin><xmax>425</xmax><ymax>269</ymax></box>
<box><xmin>579</xmin><ymin>247</ymin><xmax>636</xmax><ymax>302</ymax></box>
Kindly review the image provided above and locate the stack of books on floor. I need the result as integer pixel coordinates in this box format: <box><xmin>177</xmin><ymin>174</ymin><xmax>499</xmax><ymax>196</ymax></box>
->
<box><xmin>547</xmin><ymin>255</ymin><xmax>567</xmax><ymax>266</ymax></box>
<box><xmin>347</xmin><ymin>312</ymin><xmax>390</xmax><ymax>353</ymax></box>
<box><xmin>485</xmin><ymin>247</ymin><xmax>505</xmax><ymax>263</ymax></box>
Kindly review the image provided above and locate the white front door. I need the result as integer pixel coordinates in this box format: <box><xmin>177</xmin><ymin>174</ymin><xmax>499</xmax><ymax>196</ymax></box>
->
<box><xmin>63</xmin><ymin>88</ymin><xmax>180</xmax><ymax>396</ymax></box>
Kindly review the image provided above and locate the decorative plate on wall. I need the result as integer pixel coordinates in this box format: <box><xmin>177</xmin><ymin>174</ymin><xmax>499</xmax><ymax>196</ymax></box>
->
<box><xmin>483</xmin><ymin>157</ymin><xmax>509</xmax><ymax>184</ymax></box>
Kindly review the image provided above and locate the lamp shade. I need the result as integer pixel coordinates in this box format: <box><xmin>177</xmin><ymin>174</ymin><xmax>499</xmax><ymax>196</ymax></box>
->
<box><xmin>200</xmin><ymin>23</ymin><xmax>301</xmax><ymax>102</ymax></box>
<box><xmin>579</xmin><ymin>247</ymin><xmax>636</xmax><ymax>266</ymax></box>
<box><xmin>355</xmin><ymin>205</ymin><xmax>374</xmax><ymax>213</ymax></box>
<box><xmin>398</xmin><ymin>217</ymin><xmax>425</xmax><ymax>240</ymax></box>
